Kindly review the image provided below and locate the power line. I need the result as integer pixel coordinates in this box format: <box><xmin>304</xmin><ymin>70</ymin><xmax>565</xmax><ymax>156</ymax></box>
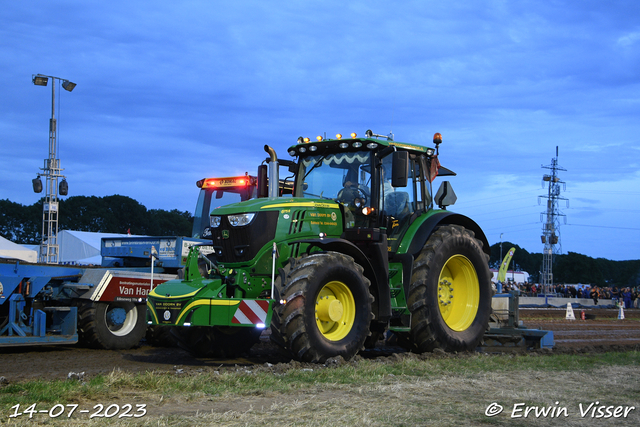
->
<box><xmin>483</xmin><ymin>224</ymin><xmax>540</xmax><ymax>234</ymax></box>
<box><xmin>567</xmin><ymin>207</ymin><xmax>640</xmax><ymax>214</ymax></box>
<box><xmin>456</xmin><ymin>194</ymin><xmax>539</xmax><ymax>209</ymax></box>
<box><xmin>475</xmin><ymin>212</ymin><xmax>541</xmax><ymax>222</ymax></box>
<box><xmin>456</xmin><ymin>188</ymin><xmax>541</xmax><ymax>204</ymax></box>
<box><xmin>567</xmin><ymin>189</ymin><xmax>640</xmax><ymax>196</ymax></box>
<box><xmin>566</xmin><ymin>223</ymin><xmax>640</xmax><ymax>231</ymax></box>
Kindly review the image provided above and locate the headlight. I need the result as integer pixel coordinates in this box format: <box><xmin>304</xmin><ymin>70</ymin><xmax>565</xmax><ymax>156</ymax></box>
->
<box><xmin>228</xmin><ymin>213</ymin><xmax>256</xmax><ymax>227</ymax></box>
<box><xmin>210</xmin><ymin>216</ymin><xmax>221</xmax><ymax>228</ymax></box>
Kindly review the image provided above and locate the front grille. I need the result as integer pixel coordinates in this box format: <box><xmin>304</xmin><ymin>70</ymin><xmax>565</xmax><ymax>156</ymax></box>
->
<box><xmin>210</xmin><ymin>211</ymin><xmax>278</xmax><ymax>263</ymax></box>
<box><xmin>288</xmin><ymin>210</ymin><xmax>306</xmax><ymax>234</ymax></box>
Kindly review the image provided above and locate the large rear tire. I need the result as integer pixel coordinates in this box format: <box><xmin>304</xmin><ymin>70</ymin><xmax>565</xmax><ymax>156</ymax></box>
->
<box><xmin>271</xmin><ymin>252</ymin><xmax>373</xmax><ymax>363</ymax></box>
<box><xmin>171</xmin><ymin>326</ymin><xmax>262</xmax><ymax>358</ymax></box>
<box><xmin>77</xmin><ymin>301</ymin><xmax>146</xmax><ymax>349</ymax></box>
<box><xmin>407</xmin><ymin>224</ymin><xmax>492</xmax><ymax>352</ymax></box>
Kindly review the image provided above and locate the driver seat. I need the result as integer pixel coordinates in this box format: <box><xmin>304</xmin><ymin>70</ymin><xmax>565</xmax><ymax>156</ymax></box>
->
<box><xmin>385</xmin><ymin>191</ymin><xmax>411</xmax><ymax>220</ymax></box>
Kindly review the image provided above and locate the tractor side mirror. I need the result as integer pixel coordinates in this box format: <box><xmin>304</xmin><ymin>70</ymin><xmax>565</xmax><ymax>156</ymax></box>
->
<box><xmin>278</xmin><ymin>159</ymin><xmax>298</xmax><ymax>174</ymax></box>
<box><xmin>391</xmin><ymin>151</ymin><xmax>409</xmax><ymax>187</ymax></box>
<box><xmin>257</xmin><ymin>165</ymin><xmax>268</xmax><ymax>198</ymax></box>
<box><xmin>435</xmin><ymin>181</ymin><xmax>457</xmax><ymax>209</ymax></box>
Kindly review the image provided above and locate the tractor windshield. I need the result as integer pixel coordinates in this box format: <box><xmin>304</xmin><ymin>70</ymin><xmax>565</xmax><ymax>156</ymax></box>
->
<box><xmin>192</xmin><ymin>185</ymin><xmax>257</xmax><ymax>238</ymax></box>
<box><xmin>297</xmin><ymin>152</ymin><xmax>372</xmax><ymax>205</ymax></box>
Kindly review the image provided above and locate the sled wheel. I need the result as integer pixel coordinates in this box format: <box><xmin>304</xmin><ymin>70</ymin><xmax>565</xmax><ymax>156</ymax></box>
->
<box><xmin>272</xmin><ymin>252</ymin><xmax>373</xmax><ymax>363</ymax></box>
<box><xmin>408</xmin><ymin>224</ymin><xmax>492</xmax><ymax>352</ymax></box>
<box><xmin>77</xmin><ymin>301</ymin><xmax>146</xmax><ymax>350</ymax></box>
<box><xmin>171</xmin><ymin>326</ymin><xmax>262</xmax><ymax>358</ymax></box>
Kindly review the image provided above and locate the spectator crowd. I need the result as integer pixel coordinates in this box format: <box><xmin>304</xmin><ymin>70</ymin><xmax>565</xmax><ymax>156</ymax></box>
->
<box><xmin>496</xmin><ymin>281</ymin><xmax>639</xmax><ymax>308</ymax></box>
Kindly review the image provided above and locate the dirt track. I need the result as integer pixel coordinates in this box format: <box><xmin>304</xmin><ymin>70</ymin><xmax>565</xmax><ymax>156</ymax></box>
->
<box><xmin>520</xmin><ymin>307</ymin><xmax>640</xmax><ymax>351</ymax></box>
<box><xmin>0</xmin><ymin>308</ymin><xmax>638</xmax><ymax>384</ymax></box>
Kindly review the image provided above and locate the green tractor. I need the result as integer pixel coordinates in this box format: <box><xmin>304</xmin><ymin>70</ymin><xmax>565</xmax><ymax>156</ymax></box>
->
<box><xmin>147</xmin><ymin>130</ymin><xmax>492</xmax><ymax>362</ymax></box>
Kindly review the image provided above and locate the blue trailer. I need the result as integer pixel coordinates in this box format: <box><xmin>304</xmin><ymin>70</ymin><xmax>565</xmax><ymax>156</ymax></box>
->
<box><xmin>0</xmin><ymin>256</ymin><xmax>177</xmax><ymax>348</ymax></box>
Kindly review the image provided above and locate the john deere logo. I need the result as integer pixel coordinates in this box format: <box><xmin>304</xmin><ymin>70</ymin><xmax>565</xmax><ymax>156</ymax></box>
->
<box><xmin>222</xmin><ymin>230</ymin><xmax>230</xmax><ymax>239</ymax></box>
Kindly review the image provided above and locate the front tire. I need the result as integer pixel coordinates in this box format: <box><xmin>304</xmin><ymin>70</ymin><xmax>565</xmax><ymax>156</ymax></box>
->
<box><xmin>272</xmin><ymin>252</ymin><xmax>373</xmax><ymax>363</ymax></box>
<box><xmin>77</xmin><ymin>301</ymin><xmax>147</xmax><ymax>349</ymax></box>
<box><xmin>407</xmin><ymin>225</ymin><xmax>492</xmax><ymax>352</ymax></box>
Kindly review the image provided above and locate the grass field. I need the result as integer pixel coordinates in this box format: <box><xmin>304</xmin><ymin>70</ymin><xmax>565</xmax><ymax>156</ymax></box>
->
<box><xmin>1</xmin><ymin>350</ymin><xmax>639</xmax><ymax>426</ymax></box>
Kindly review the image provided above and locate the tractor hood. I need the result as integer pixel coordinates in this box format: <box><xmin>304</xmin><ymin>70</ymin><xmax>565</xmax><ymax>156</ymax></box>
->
<box><xmin>207</xmin><ymin>197</ymin><xmax>344</xmax><ymax>265</ymax></box>
<box><xmin>147</xmin><ymin>277</ymin><xmax>225</xmax><ymax>325</ymax></box>
<box><xmin>148</xmin><ymin>278</ymin><xmax>209</xmax><ymax>300</ymax></box>
<box><xmin>210</xmin><ymin>197</ymin><xmax>340</xmax><ymax>216</ymax></box>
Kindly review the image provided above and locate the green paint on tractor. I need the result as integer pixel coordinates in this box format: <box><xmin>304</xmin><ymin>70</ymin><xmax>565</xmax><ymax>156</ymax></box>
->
<box><xmin>147</xmin><ymin>130</ymin><xmax>497</xmax><ymax>362</ymax></box>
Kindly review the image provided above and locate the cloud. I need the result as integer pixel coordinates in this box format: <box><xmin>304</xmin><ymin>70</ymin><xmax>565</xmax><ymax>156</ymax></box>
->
<box><xmin>2</xmin><ymin>1</ymin><xmax>640</xmax><ymax>260</ymax></box>
<box><xmin>617</xmin><ymin>30</ymin><xmax>640</xmax><ymax>46</ymax></box>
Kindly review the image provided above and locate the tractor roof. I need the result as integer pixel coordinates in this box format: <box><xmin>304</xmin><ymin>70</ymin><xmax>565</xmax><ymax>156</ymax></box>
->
<box><xmin>287</xmin><ymin>133</ymin><xmax>433</xmax><ymax>158</ymax></box>
<box><xmin>286</xmin><ymin>131</ymin><xmax>456</xmax><ymax>175</ymax></box>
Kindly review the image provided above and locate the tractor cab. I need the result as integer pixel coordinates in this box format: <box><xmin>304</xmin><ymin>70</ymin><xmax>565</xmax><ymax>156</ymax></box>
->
<box><xmin>192</xmin><ymin>174</ymin><xmax>257</xmax><ymax>239</ymax></box>
<box><xmin>289</xmin><ymin>130</ymin><xmax>456</xmax><ymax>252</ymax></box>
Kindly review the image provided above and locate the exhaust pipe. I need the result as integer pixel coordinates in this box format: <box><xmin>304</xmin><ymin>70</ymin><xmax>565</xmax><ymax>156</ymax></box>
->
<box><xmin>264</xmin><ymin>145</ymin><xmax>279</xmax><ymax>198</ymax></box>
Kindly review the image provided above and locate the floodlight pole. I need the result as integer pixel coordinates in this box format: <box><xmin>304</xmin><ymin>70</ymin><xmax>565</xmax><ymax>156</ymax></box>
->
<box><xmin>539</xmin><ymin>146</ymin><xmax>568</xmax><ymax>294</ymax></box>
<box><xmin>33</xmin><ymin>74</ymin><xmax>75</xmax><ymax>264</ymax></box>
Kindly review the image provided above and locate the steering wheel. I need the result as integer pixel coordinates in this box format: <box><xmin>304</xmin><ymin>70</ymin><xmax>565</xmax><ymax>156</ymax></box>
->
<box><xmin>357</xmin><ymin>184</ymin><xmax>371</xmax><ymax>201</ymax></box>
<box><xmin>337</xmin><ymin>184</ymin><xmax>368</xmax><ymax>207</ymax></box>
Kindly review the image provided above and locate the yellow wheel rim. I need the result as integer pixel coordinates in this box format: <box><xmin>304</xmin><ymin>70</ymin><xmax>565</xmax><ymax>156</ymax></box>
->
<box><xmin>315</xmin><ymin>280</ymin><xmax>356</xmax><ymax>341</ymax></box>
<box><xmin>437</xmin><ymin>255</ymin><xmax>479</xmax><ymax>331</ymax></box>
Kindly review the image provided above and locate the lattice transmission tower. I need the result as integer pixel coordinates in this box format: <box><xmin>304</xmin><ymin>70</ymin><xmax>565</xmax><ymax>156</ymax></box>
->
<box><xmin>539</xmin><ymin>146</ymin><xmax>568</xmax><ymax>294</ymax></box>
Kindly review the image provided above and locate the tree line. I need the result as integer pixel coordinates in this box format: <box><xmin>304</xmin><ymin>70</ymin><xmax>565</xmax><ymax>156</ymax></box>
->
<box><xmin>489</xmin><ymin>242</ymin><xmax>640</xmax><ymax>288</ymax></box>
<box><xmin>0</xmin><ymin>195</ymin><xmax>193</xmax><ymax>244</ymax></box>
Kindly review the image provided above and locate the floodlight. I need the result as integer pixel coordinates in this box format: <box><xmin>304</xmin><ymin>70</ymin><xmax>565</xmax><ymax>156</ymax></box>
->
<box><xmin>62</xmin><ymin>80</ymin><xmax>76</xmax><ymax>92</ymax></box>
<box><xmin>59</xmin><ymin>179</ymin><xmax>68</xmax><ymax>196</ymax></box>
<box><xmin>32</xmin><ymin>176</ymin><xmax>43</xmax><ymax>193</ymax></box>
<box><xmin>33</xmin><ymin>75</ymin><xmax>48</xmax><ymax>86</ymax></box>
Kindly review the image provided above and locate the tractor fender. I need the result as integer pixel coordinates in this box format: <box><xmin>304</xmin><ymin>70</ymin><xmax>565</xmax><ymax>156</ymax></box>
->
<box><xmin>405</xmin><ymin>212</ymin><xmax>491</xmax><ymax>257</ymax></box>
<box><xmin>296</xmin><ymin>238</ymin><xmax>392</xmax><ymax>322</ymax></box>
